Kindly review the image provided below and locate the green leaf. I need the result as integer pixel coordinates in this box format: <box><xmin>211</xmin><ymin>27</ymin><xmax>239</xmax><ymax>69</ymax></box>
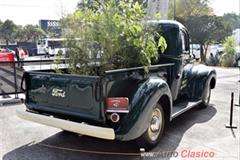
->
<box><xmin>158</xmin><ymin>36</ymin><xmax>167</xmax><ymax>53</ymax></box>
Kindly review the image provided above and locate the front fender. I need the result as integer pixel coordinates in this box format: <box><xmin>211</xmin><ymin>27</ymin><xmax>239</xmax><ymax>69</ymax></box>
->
<box><xmin>116</xmin><ymin>77</ymin><xmax>172</xmax><ymax>141</ymax></box>
<box><xmin>182</xmin><ymin>64</ymin><xmax>216</xmax><ymax>99</ymax></box>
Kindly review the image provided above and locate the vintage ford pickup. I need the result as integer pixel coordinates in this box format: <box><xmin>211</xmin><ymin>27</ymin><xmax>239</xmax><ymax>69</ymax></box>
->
<box><xmin>17</xmin><ymin>20</ymin><xmax>216</xmax><ymax>150</ymax></box>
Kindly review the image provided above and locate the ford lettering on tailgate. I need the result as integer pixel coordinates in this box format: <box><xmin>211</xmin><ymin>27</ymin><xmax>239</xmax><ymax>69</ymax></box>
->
<box><xmin>51</xmin><ymin>88</ymin><xmax>66</xmax><ymax>98</ymax></box>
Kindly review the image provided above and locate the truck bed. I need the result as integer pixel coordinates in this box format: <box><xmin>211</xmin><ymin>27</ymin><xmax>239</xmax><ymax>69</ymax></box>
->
<box><xmin>24</xmin><ymin>63</ymin><xmax>174</xmax><ymax>125</ymax></box>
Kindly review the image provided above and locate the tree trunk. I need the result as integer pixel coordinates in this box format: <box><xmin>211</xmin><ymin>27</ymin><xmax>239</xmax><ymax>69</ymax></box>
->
<box><xmin>200</xmin><ymin>44</ymin><xmax>205</xmax><ymax>63</ymax></box>
<box><xmin>203</xmin><ymin>44</ymin><xmax>209</xmax><ymax>63</ymax></box>
<box><xmin>5</xmin><ymin>40</ymin><xmax>9</xmax><ymax>47</ymax></box>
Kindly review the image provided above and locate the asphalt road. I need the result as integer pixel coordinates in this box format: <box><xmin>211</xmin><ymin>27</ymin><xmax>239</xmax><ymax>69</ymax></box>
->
<box><xmin>0</xmin><ymin>67</ymin><xmax>239</xmax><ymax>160</ymax></box>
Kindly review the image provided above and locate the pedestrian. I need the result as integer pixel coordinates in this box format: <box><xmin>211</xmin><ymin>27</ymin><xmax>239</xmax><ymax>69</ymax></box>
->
<box><xmin>44</xmin><ymin>47</ymin><xmax>50</xmax><ymax>58</ymax></box>
<box><xmin>15</xmin><ymin>47</ymin><xmax>20</xmax><ymax>67</ymax></box>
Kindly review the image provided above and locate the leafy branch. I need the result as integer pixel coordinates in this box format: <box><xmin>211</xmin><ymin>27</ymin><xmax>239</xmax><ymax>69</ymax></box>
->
<box><xmin>62</xmin><ymin>0</ymin><xmax>166</xmax><ymax>75</ymax></box>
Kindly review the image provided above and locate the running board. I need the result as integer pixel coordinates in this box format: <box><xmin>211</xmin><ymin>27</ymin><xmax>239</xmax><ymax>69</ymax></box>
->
<box><xmin>171</xmin><ymin>100</ymin><xmax>202</xmax><ymax>119</ymax></box>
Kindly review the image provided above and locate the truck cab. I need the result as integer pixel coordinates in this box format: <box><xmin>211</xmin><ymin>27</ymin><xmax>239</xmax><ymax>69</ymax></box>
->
<box><xmin>17</xmin><ymin>20</ymin><xmax>216</xmax><ymax>150</ymax></box>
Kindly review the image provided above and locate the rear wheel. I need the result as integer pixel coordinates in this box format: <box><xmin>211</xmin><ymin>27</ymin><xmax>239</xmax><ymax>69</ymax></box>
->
<box><xmin>137</xmin><ymin>104</ymin><xmax>165</xmax><ymax>150</ymax></box>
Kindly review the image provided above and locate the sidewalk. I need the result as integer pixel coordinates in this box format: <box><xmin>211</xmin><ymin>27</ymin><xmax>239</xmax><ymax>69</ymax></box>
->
<box><xmin>0</xmin><ymin>93</ymin><xmax>25</xmax><ymax>106</ymax></box>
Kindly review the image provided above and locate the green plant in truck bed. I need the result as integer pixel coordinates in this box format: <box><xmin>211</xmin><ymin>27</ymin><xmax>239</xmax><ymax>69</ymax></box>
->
<box><xmin>62</xmin><ymin>0</ymin><xmax>167</xmax><ymax>75</ymax></box>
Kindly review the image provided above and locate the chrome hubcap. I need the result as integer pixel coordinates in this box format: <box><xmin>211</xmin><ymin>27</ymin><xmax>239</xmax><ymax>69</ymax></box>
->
<box><xmin>150</xmin><ymin>116</ymin><xmax>160</xmax><ymax>132</ymax></box>
<box><xmin>148</xmin><ymin>107</ymin><xmax>163</xmax><ymax>141</ymax></box>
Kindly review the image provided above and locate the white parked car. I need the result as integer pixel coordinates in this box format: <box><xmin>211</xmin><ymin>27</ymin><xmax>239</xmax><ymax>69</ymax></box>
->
<box><xmin>190</xmin><ymin>44</ymin><xmax>200</xmax><ymax>60</ymax></box>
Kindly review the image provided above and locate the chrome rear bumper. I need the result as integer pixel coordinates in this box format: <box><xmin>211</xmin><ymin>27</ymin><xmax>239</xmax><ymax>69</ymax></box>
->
<box><xmin>16</xmin><ymin>108</ymin><xmax>115</xmax><ymax>140</ymax></box>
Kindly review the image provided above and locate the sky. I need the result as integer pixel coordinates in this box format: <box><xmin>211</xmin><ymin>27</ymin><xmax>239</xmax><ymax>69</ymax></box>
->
<box><xmin>0</xmin><ymin>0</ymin><xmax>239</xmax><ymax>26</ymax></box>
<box><xmin>210</xmin><ymin>0</ymin><xmax>240</xmax><ymax>16</ymax></box>
<box><xmin>0</xmin><ymin>0</ymin><xmax>80</xmax><ymax>25</ymax></box>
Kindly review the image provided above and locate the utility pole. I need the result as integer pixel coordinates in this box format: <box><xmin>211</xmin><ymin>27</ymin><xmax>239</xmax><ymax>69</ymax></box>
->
<box><xmin>173</xmin><ymin>0</ymin><xmax>176</xmax><ymax>20</ymax></box>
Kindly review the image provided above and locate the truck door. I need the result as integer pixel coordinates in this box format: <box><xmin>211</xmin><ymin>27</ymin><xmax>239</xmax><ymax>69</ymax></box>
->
<box><xmin>171</xmin><ymin>29</ymin><xmax>190</xmax><ymax>101</ymax></box>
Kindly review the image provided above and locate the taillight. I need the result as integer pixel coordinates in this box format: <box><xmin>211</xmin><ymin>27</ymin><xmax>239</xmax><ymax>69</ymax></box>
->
<box><xmin>105</xmin><ymin>97</ymin><xmax>129</xmax><ymax>113</ymax></box>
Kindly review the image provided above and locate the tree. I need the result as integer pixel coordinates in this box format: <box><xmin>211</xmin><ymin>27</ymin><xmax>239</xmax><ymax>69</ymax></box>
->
<box><xmin>22</xmin><ymin>25</ymin><xmax>45</xmax><ymax>42</ymax></box>
<box><xmin>0</xmin><ymin>20</ymin><xmax>46</xmax><ymax>44</ymax></box>
<box><xmin>222</xmin><ymin>13</ymin><xmax>240</xmax><ymax>30</ymax></box>
<box><xmin>15</xmin><ymin>25</ymin><xmax>46</xmax><ymax>42</ymax></box>
<box><xmin>168</xmin><ymin>0</ymin><xmax>213</xmax><ymax>19</ymax></box>
<box><xmin>77</xmin><ymin>0</ymin><xmax>95</xmax><ymax>9</ymax></box>
<box><xmin>77</xmin><ymin>0</ymin><xmax>147</xmax><ymax>10</ymax></box>
<box><xmin>63</xmin><ymin>0</ymin><xmax>167</xmax><ymax>75</ymax></box>
<box><xmin>167</xmin><ymin>0</ymin><xmax>234</xmax><ymax>64</ymax></box>
<box><xmin>15</xmin><ymin>26</ymin><xmax>25</xmax><ymax>42</ymax></box>
<box><xmin>220</xmin><ymin>36</ymin><xmax>236</xmax><ymax>67</ymax></box>
<box><xmin>0</xmin><ymin>20</ymin><xmax>17</xmax><ymax>45</ymax></box>
<box><xmin>178</xmin><ymin>16</ymin><xmax>232</xmax><ymax>62</ymax></box>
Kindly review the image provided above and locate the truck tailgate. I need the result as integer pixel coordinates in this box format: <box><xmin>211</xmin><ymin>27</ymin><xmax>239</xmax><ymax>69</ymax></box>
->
<box><xmin>25</xmin><ymin>72</ymin><xmax>104</xmax><ymax>123</ymax></box>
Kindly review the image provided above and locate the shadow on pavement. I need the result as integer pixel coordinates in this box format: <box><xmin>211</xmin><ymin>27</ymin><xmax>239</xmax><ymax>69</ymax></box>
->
<box><xmin>3</xmin><ymin>105</ymin><xmax>217</xmax><ymax>160</ymax></box>
<box><xmin>152</xmin><ymin>104</ymin><xmax>217</xmax><ymax>159</ymax></box>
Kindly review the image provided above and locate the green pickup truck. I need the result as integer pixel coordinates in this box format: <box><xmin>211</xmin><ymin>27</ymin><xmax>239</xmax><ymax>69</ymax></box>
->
<box><xmin>17</xmin><ymin>20</ymin><xmax>216</xmax><ymax>150</ymax></box>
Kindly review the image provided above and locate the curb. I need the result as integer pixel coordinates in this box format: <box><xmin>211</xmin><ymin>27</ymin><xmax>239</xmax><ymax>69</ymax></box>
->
<box><xmin>0</xmin><ymin>98</ymin><xmax>22</xmax><ymax>106</ymax></box>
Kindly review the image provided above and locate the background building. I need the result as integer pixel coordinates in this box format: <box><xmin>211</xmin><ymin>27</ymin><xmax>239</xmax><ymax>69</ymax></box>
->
<box><xmin>147</xmin><ymin>0</ymin><xmax>169</xmax><ymax>20</ymax></box>
<box><xmin>39</xmin><ymin>20</ymin><xmax>61</xmax><ymax>37</ymax></box>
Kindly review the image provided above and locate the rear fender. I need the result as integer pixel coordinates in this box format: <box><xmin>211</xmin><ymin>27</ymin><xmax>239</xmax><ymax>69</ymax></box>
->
<box><xmin>116</xmin><ymin>77</ymin><xmax>172</xmax><ymax>141</ymax></box>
